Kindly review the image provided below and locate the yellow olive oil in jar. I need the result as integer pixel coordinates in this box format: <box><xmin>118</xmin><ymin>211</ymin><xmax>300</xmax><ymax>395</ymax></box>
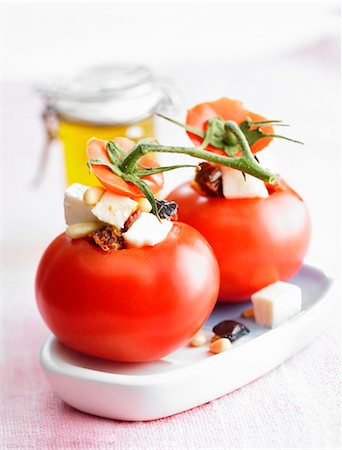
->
<box><xmin>40</xmin><ymin>65</ymin><xmax>180</xmax><ymax>186</ymax></box>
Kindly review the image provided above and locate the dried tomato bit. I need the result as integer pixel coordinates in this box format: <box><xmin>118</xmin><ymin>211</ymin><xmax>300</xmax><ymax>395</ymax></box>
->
<box><xmin>212</xmin><ymin>320</ymin><xmax>249</xmax><ymax>343</ymax></box>
<box><xmin>193</xmin><ymin>162</ymin><xmax>223</xmax><ymax>197</ymax></box>
<box><xmin>241</xmin><ymin>307</ymin><xmax>255</xmax><ymax>320</ymax></box>
<box><xmin>123</xmin><ymin>208</ymin><xmax>142</xmax><ymax>232</ymax></box>
<box><xmin>156</xmin><ymin>200</ymin><xmax>178</xmax><ymax>220</ymax></box>
<box><xmin>91</xmin><ymin>225</ymin><xmax>125</xmax><ymax>252</ymax></box>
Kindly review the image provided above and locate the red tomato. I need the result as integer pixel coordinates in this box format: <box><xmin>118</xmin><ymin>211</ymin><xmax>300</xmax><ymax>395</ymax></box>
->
<box><xmin>186</xmin><ymin>98</ymin><xmax>274</xmax><ymax>155</ymax></box>
<box><xmin>87</xmin><ymin>137</ymin><xmax>163</xmax><ymax>198</ymax></box>
<box><xmin>36</xmin><ymin>223</ymin><xmax>219</xmax><ymax>362</ymax></box>
<box><xmin>168</xmin><ymin>180</ymin><xmax>311</xmax><ymax>302</ymax></box>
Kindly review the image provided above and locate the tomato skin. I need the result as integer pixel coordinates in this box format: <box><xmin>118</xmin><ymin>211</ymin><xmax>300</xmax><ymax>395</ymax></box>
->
<box><xmin>168</xmin><ymin>182</ymin><xmax>311</xmax><ymax>302</ymax></box>
<box><xmin>35</xmin><ymin>223</ymin><xmax>219</xmax><ymax>362</ymax></box>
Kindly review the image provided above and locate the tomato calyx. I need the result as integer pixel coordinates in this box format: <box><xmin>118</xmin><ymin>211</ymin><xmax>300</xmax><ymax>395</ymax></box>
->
<box><xmin>158</xmin><ymin>113</ymin><xmax>303</xmax><ymax>157</ymax></box>
<box><xmin>118</xmin><ymin>123</ymin><xmax>276</xmax><ymax>182</ymax></box>
<box><xmin>88</xmin><ymin>138</ymin><xmax>196</xmax><ymax>220</ymax></box>
<box><xmin>87</xmin><ymin>138</ymin><xmax>161</xmax><ymax>218</ymax></box>
<box><xmin>185</xmin><ymin>98</ymin><xmax>304</xmax><ymax>154</ymax></box>
<box><xmin>240</xmin><ymin>118</ymin><xmax>303</xmax><ymax>148</ymax></box>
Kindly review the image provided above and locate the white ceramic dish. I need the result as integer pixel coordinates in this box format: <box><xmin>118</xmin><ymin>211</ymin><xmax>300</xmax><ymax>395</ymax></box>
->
<box><xmin>40</xmin><ymin>263</ymin><xmax>335</xmax><ymax>421</ymax></box>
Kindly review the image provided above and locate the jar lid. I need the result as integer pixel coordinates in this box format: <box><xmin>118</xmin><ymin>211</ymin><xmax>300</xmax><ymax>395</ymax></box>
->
<box><xmin>39</xmin><ymin>64</ymin><xmax>181</xmax><ymax>125</ymax></box>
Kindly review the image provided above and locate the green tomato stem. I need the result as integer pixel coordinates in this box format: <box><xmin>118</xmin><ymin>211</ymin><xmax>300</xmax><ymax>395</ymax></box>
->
<box><xmin>120</xmin><ymin>121</ymin><xmax>276</xmax><ymax>183</ymax></box>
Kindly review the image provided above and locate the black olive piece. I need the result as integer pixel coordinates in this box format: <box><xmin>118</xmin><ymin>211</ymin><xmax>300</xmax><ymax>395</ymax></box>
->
<box><xmin>212</xmin><ymin>320</ymin><xmax>249</xmax><ymax>343</ymax></box>
<box><xmin>156</xmin><ymin>200</ymin><xmax>178</xmax><ymax>220</ymax></box>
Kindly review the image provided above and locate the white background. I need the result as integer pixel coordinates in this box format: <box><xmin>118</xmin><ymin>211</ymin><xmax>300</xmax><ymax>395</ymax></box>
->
<box><xmin>2</xmin><ymin>2</ymin><xmax>340</xmax><ymax>82</ymax></box>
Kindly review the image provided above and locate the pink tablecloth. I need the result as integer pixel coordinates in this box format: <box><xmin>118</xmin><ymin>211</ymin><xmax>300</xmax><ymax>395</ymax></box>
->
<box><xmin>2</xmin><ymin>249</ymin><xmax>340</xmax><ymax>449</ymax></box>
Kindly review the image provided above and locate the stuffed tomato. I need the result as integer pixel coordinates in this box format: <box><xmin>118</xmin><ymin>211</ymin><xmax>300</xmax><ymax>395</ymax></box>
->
<box><xmin>36</xmin><ymin>138</ymin><xmax>219</xmax><ymax>362</ymax></box>
<box><xmin>169</xmin><ymin>178</ymin><xmax>311</xmax><ymax>302</ymax></box>
<box><xmin>36</xmin><ymin>222</ymin><xmax>219</xmax><ymax>362</ymax></box>
<box><xmin>167</xmin><ymin>98</ymin><xmax>311</xmax><ymax>301</ymax></box>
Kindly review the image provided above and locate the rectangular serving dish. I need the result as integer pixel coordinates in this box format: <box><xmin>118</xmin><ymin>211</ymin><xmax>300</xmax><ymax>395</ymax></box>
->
<box><xmin>40</xmin><ymin>263</ymin><xmax>335</xmax><ymax>421</ymax></box>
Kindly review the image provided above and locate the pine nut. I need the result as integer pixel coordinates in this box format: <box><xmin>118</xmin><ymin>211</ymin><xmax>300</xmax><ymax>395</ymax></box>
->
<box><xmin>136</xmin><ymin>197</ymin><xmax>152</xmax><ymax>212</ymax></box>
<box><xmin>66</xmin><ymin>222</ymin><xmax>104</xmax><ymax>239</ymax></box>
<box><xmin>209</xmin><ymin>337</ymin><xmax>232</xmax><ymax>354</ymax></box>
<box><xmin>190</xmin><ymin>331</ymin><xmax>206</xmax><ymax>347</ymax></box>
<box><xmin>83</xmin><ymin>186</ymin><xmax>105</xmax><ymax>206</ymax></box>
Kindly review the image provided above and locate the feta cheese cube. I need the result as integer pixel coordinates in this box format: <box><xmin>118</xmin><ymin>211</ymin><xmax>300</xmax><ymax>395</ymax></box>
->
<box><xmin>221</xmin><ymin>166</ymin><xmax>268</xmax><ymax>199</ymax></box>
<box><xmin>64</xmin><ymin>183</ymin><xmax>98</xmax><ymax>225</ymax></box>
<box><xmin>251</xmin><ymin>281</ymin><xmax>302</xmax><ymax>328</ymax></box>
<box><xmin>122</xmin><ymin>212</ymin><xmax>173</xmax><ymax>247</ymax></box>
<box><xmin>91</xmin><ymin>191</ymin><xmax>138</xmax><ymax>230</ymax></box>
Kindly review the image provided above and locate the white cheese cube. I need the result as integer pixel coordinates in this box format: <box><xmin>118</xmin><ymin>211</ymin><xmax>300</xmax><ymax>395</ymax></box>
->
<box><xmin>221</xmin><ymin>166</ymin><xmax>268</xmax><ymax>199</ymax></box>
<box><xmin>251</xmin><ymin>281</ymin><xmax>302</xmax><ymax>328</ymax></box>
<box><xmin>122</xmin><ymin>212</ymin><xmax>173</xmax><ymax>247</ymax></box>
<box><xmin>64</xmin><ymin>183</ymin><xmax>98</xmax><ymax>225</ymax></box>
<box><xmin>91</xmin><ymin>191</ymin><xmax>138</xmax><ymax>230</ymax></box>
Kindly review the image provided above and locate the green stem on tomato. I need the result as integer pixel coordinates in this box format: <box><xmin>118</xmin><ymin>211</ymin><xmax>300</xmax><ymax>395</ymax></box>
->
<box><xmin>120</xmin><ymin>122</ymin><xmax>276</xmax><ymax>183</ymax></box>
<box><xmin>156</xmin><ymin>113</ymin><xmax>205</xmax><ymax>138</ymax></box>
<box><xmin>263</xmin><ymin>134</ymin><xmax>304</xmax><ymax>145</ymax></box>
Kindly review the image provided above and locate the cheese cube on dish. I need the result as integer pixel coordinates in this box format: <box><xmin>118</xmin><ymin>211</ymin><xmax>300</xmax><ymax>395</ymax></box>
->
<box><xmin>221</xmin><ymin>166</ymin><xmax>268</xmax><ymax>199</ymax></box>
<box><xmin>251</xmin><ymin>281</ymin><xmax>302</xmax><ymax>328</ymax></box>
<box><xmin>122</xmin><ymin>212</ymin><xmax>173</xmax><ymax>247</ymax></box>
<box><xmin>91</xmin><ymin>191</ymin><xmax>138</xmax><ymax>230</ymax></box>
<box><xmin>64</xmin><ymin>183</ymin><xmax>98</xmax><ymax>225</ymax></box>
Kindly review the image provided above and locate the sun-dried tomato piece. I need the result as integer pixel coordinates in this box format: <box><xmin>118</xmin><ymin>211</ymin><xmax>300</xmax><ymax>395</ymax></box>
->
<box><xmin>91</xmin><ymin>225</ymin><xmax>125</xmax><ymax>252</ymax></box>
<box><xmin>193</xmin><ymin>162</ymin><xmax>223</xmax><ymax>197</ymax></box>
<box><xmin>156</xmin><ymin>200</ymin><xmax>178</xmax><ymax>220</ymax></box>
<box><xmin>241</xmin><ymin>307</ymin><xmax>254</xmax><ymax>320</ymax></box>
<box><xmin>123</xmin><ymin>208</ymin><xmax>142</xmax><ymax>232</ymax></box>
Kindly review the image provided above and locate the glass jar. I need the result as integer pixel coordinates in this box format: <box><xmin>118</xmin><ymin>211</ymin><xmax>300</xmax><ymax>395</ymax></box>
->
<box><xmin>39</xmin><ymin>65</ymin><xmax>181</xmax><ymax>186</ymax></box>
